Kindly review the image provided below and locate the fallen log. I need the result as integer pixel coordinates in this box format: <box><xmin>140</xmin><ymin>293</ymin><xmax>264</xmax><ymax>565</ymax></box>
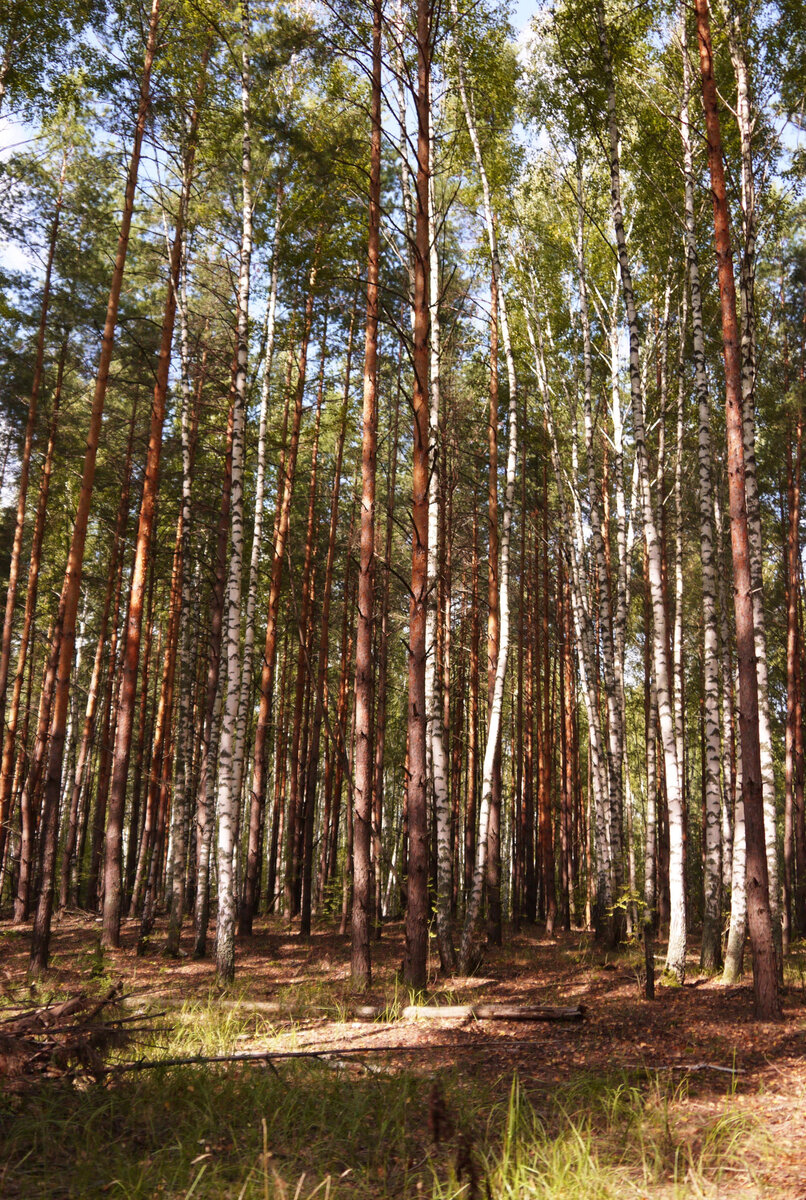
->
<box><xmin>400</xmin><ymin>1004</ymin><xmax>584</xmax><ymax>1022</ymax></box>
<box><xmin>120</xmin><ymin>996</ymin><xmax>585</xmax><ymax>1022</ymax></box>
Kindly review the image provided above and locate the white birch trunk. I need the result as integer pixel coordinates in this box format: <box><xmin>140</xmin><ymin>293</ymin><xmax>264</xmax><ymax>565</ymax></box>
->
<box><xmin>452</xmin><ymin>0</ymin><xmax>518</xmax><ymax>970</ymax></box>
<box><xmin>426</xmin><ymin>111</ymin><xmax>455</xmax><ymax>971</ymax></box>
<box><xmin>595</xmin><ymin>3</ymin><xmax>686</xmax><ymax>981</ymax></box>
<box><xmin>168</xmin><ymin>192</ymin><xmax>196</xmax><ymax>955</ymax></box>
<box><xmin>681</xmin><ymin>26</ymin><xmax>723</xmax><ymax>970</ymax></box>
<box><xmin>576</xmin><ymin>166</ymin><xmax>624</xmax><ymax>930</ymax></box>
<box><xmin>673</xmin><ymin>285</ymin><xmax>686</xmax><ymax>828</ymax></box>
<box><xmin>230</xmin><ymin>186</ymin><xmax>282</xmax><ymax>825</ymax></box>
<box><xmin>724</xmin><ymin>666</ymin><xmax>747</xmax><ymax>983</ymax></box>
<box><xmin>215</xmin><ymin>5</ymin><xmax>252</xmax><ymax>985</ymax></box>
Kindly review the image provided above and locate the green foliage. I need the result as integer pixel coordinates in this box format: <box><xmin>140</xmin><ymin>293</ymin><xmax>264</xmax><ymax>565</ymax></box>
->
<box><xmin>0</xmin><ymin>1055</ymin><xmax>767</xmax><ymax>1198</ymax></box>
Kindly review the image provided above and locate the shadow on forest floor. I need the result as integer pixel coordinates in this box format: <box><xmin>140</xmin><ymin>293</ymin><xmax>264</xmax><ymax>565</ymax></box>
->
<box><xmin>2</xmin><ymin>914</ymin><xmax>806</xmax><ymax>1197</ymax></box>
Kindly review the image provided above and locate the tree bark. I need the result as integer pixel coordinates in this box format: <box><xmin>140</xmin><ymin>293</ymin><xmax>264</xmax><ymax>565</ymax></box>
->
<box><xmin>214</xmin><ymin>4</ymin><xmax>253</xmax><ymax>985</ymax></box>
<box><xmin>59</xmin><ymin>391</ymin><xmax>137</xmax><ymax>911</ymax></box>
<box><xmin>240</xmin><ymin>251</ymin><xmax>320</xmax><ymax>935</ymax></box>
<box><xmin>452</xmin><ymin>2</ymin><xmax>519</xmax><ymax>971</ymax></box>
<box><xmin>351</xmin><ymin>0</ymin><xmax>383</xmax><ymax>991</ymax></box>
<box><xmin>595</xmin><ymin>3</ymin><xmax>686</xmax><ymax>981</ymax></box>
<box><xmin>289</xmin><ymin>310</ymin><xmax>327</xmax><ymax>929</ymax></box>
<box><xmin>0</xmin><ymin>150</ymin><xmax>68</xmax><ymax>733</ymax></box>
<box><xmin>403</xmin><ymin>0</ymin><xmax>432</xmax><ymax>989</ymax></box>
<box><xmin>0</xmin><ymin>340</ymin><xmax>66</xmax><ymax>879</ymax></box>
<box><xmin>29</xmin><ymin>0</ymin><xmax>161</xmax><ymax>975</ymax></box>
<box><xmin>425</xmin><ymin>93</ymin><xmax>456</xmax><ymax>973</ymax></box>
<box><xmin>102</xmin><ymin>63</ymin><xmax>205</xmax><ymax>951</ymax></box>
<box><xmin>722</xmin><ymin>6</ymin><xmax>782</xmax><ymax>968</ymax></box>
<box><xmin>694</xmin><ymin>0</ymin><xmax>780</xmax><ymax>1019</ymax></box>
<box><xmin>306</xmin><ymin>315</ymin><xmax>354</xmax><ymax>920</ymax></box>
<box><xmin>192</xmin><ymin>400</ymin><xmax>233</xmax><ymax>955</ymax></box>
<box><xmin>680</xmin><ymin>22</ymin><xmax>723</xmax><ymax>971</ymax></box>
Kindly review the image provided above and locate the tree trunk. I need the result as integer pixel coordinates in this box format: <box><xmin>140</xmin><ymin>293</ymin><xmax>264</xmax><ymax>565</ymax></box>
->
<box><xmin>0</xmin><ymin>341</ymin><xmax>66</xmax><ymax>879</ymax></box>
<box><xmin>228</xmin><ymin>186</ymin><xmax>282</xmax><ymax>889</ymax></box>
<box><xmin>425</xmin><ymin>95</ymin><xmax>456</xmax><ymax>973</ymax></box>
<box><xmin>0</xmin><ymin>150</ymin><xmax>68</xmax><ymax>733</ymax></box>
<box><xmin>102</xmin><ymin>67</ymin><xmax>204</xmax><ymax>950</ymax></box>
<box><xmin>694</xmin><ymin>0</ymin><xmax>780</xmax><ymax>1019</ymax></box>
<box><xmin>240</xmin><ymin>250</ymin><xmax>320</xmax><ymax>935</ymax></box>
<box><xmin>454</xmin><ymin>72</ymin><xmax>519</xmax><ymax>973</ymax></box>
<box><xmin>214</xmin><ymin>5</ymin><xmax>253</xmax><ymax>985</ymax></box>
<box><xmin>785</xmin><ymin>372</ymin><xmax>805</xmax><ymax>941</ymax></box>
<box><xmin>522</xmin><ymin>299</ymin><xmax>612</xmax><ymax>930</ymax></box>
<box><xmin>166</xmin><ymin>260</ymin><xmax>208</xmax><ymax>956</ymax></box>
<box><xmin>29</xmin><ymin>0</ymin><xmax>161</xmax><ymax>976</ymax></box>
<box><xmin>351</xmin><ymin>0</ymin><xmax>382</xmax><ymax>988</ymax></box>
<box><xmin>192</xmin><ymin>401</ymin><xmax>233</xmax><ymax>955</ymax></box>
<box><xmin>722</xmin><ymin>6</ymin><xmax>781</xmax><ymax>969</ymax></box>
<box><xmin>289</xmin><ymin>310</ymin><xmax>327</xmax><ymax>929</ymax></box>
<box><xmin>465</xmin><ymin>499</ymin><xmax>480</xmax><ymax>907</ymax></box>
<box><xmin>484</xmin><ymin>271</ymin><xmax>502</xmax><ymax>949</ymax></box>
<box><xmin>576</xmin><ymin>170</ymin><xmax>624</xmax><ymax>938</ymax></box>
<box><xmin>680</xmin><ymin>23</ymin><xmax>723</xmax><ymax>971</ymax></box>
<box><xmin>595</xmin><ymin>3</ymin><xmax>686</xmax><ymax>981</ymax></box>
<box><xmin>372</xmin><ymin>339</ymin><xmax>402</xmax><ymax>933</ymax></box>
<box><xmin>59</xmin><ymin>391</ymin><xmax>137</xmax><ymax>910</ymax></box>
<box><xmin>403</xmin><ymin>0</ymin><xmax>432</xmax><ymax>990</ymax></box>
<box><xmin>137</xmin><ymin>521</ymin><xmax>183</xmax><ymax>948</ymax></box>
<box><xmin>305</xmin><ymin>315</ymin><xmax>354</xmax><ymax>920</ymax></box>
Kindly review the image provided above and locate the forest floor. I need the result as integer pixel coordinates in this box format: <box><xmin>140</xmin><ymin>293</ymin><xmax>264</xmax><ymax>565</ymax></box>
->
<box><xmin>1</xmin><ymin>912</ymin><xmax>806</xmax><ymax>1198</ymax></box>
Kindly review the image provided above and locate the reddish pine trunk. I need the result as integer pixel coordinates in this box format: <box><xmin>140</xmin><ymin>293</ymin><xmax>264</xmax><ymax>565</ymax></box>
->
<box><xmin>372</xmin><ymin>341</ymin><xmax>401</xmax><ymax>932</ymax></box>
<box><xmin>13</xmin><ymin>616</ymin><xmax>61</xmax><ymax>922</ymax></box>
<box><xmin>125</xmin><ymin>538</ymin><xmax>157</xmax><ymax>908</ymax></box>
<box><xmin>137</xmin><ymin>518</ymin><xmax>183</xmax><ymax>948</ymax></box>
<box><xmin>541</xmin><ymin>468</ymin><xmax>557</xmax><ymax>933</ymax></box>
<box><xmin>102</xmin><ymin>62</ymin><xmax>206</xmax><ymax>950</ymax></box>
<box><xmin>59</xmin><ymin>395</ymin><xmax>138</xmax><ymax>910</ymax></box>
<box><xmin>30</xmin><ymin>0</ymin><xmax>161</xmax><ymax>975</ymax></box>
<box><xmin>285</xmin><ymin>312</ymin><xmax>328</xmax><ymax>924</ymax></box>
<box><xmin>513</xmin><ymin>456</ymin><xmax>527</xmax><ymax>928</ymax></box>
<box><xmin>695</xmin><ymin>0</ymin><xmax>780</xmax><ymax>1020</ymax></box>
<box><xmin>0</xmin><ymin>340</ymin><xmax>66</xmax><ymax>878</ymax></box>
<box><xmin>0</xmin><ymin>151</ymin><xmax>68</xmax><ymax>730</ymax></box>
<box><xmin>85</xmin><ymin>492</ymin><xmax>129</xmax><ymax>912</ymax></box>
<box><xmin>403</xmin><ymin>0</ymin><xmax>432</xmax><ymax>989</ymax></box>
<box><xmin>351</xmin><ymin>0</ymin><xmax>382</xmax><ymax>987</ymax></box>
<box><xmin>265</xmin><ymin>636</ymin><xmax>290</xmax><ymax>913</ymax></box>
<box><xmin>329</xmin><ymin>512</ymin><xmax>357</xmax><ymax>890</ymax></box>
<box><xmin>130</xmin><ymin>520</ymin><xmax>183</xmax><ymax>923</ymax></box>
<box><xmin>450</xmin><ymin>604</ymin><xmax>465</xmax><ymax>920</ymax></box>
<box><xmin>309</xmin><ymin>326</ymin><xmax>353</xmax><ymax>912</ymax></box>
<box><xmin>784</xmin><ymin>401</ymin><xmax>802</xmax><ymax>948</ymax></box>
<box><xmin>524</xmin><ymin>514</ymin><xmax>536</xmax><ymax>922</ymax></box>
<box><xmin>559</xmin><ymin>562</ymin><xmax>574</xmax><ymax>929</ymax></box>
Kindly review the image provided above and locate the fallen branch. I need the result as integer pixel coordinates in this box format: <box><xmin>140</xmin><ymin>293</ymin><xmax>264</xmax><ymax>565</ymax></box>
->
<box><xmin>671</xmin><ymin>1062</ymin><xmax>745</xmax><ymax>1075</ymax></box>
<box><xmin>98</xmin><ymin>1036</ymin><xmax>577</xmax><ymax>1076</ymax></box>
<box><xmin>0</xmin><ymin>986</ymin><xmax>157</xmax><ymax>1086</ymax></box>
